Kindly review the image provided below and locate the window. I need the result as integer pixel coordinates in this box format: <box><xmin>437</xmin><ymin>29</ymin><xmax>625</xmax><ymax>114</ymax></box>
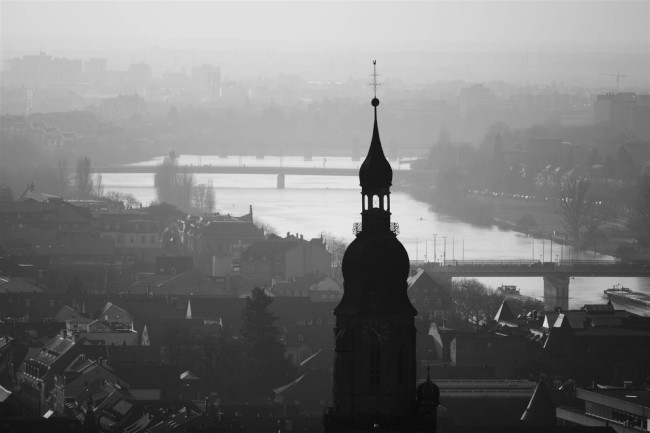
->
<box><xmin>436</xmin><ymin>298</ymin><xmax>442</xmax><ymax>308</ymax></box>
<box><xmin>140</xmin><ymin>236</ymin><xmax>146</xmax><ymax>244</ymax></box>
<box><xmin>130</xmin><ymin>236</ymin><xmax>135</xmax><ymax>244</ymax></box>
<box><xmin>373</xmin><ymin>195</ymin><xmax>379</xmax><ymax>208</ymax></box>
<box><xmin>126</xmin><ymin>255</ymin><xmax>135</xmax><ymax>265</ymax></box>
<box><xmin>150</xmin><ymin>235</ymin><xmax>156</xmax><ymax>244</ymax></box>
<box><xmin>423</xmin><ymin>298</ymin><xmax>430</xmax><ymax>307</ymax></box>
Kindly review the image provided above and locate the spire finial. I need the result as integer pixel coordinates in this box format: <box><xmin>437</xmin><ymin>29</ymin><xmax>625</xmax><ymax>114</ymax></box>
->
<box><xmin>369</xmin><ymin>60</ymin><xmax>380</xmax><ymax>107</ymax></box>
<box><xmin>426</xmin><ymin>365</ymin><xmax>431</xmax><ymax>381</ymax></box>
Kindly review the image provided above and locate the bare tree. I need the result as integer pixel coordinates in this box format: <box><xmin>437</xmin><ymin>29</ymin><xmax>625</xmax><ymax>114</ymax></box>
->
<box><xmin>55</xmin><ymin>159</ymin><xmax>68</xmax><ymax>196</ymax></box>
<box><xmin>254</xmin><ymin>217</ymin><xmax>278</xmax><ymax>237</ymax></box>
<box><xmin>154</xmin><ymin>153</ymin><xmax>179</xmax><ymax>205</ymax></box>
<box><xmin>105</xmin><ymin>191</ymin><xmax>140</xmax><ymax>208</ymax></box>
<box><xmin>177</xmin><ymin>171</ymin><xmax>195</xmax><ymax>212</ymax></box>
<box><xmin>205</xmin><ymin>181</ymin><xmax>216</xmax><ymax>213</ymax></box>
<box><xmin>94</xmin><ymin>174</ymin><xmax>104</xmax><ymax>197</ymax></box>
<box><xmin>322</xmin><ymin>232</ymin><xmax>348</xmax><ymax>281</ymax></box>
<box><xmin>627</xmin><ymin>170</ymin><xmax>650</xmax><ymax>247</ymax></box>
<box><xmin>75</xmin><ymin>156</ymin><xmax>94</xmax><ymax>199</ymax></box>
<box><xmin>555</xmin><ymin>176</ymin><xmax>594</xmax><ymax>245</ymax></box>
<box><xmin>451</xmin><ymin>279</ymin><xmax>504</xmax><ymax>329</ymax></box>
<box><xmin>191</xmin><ymin>181</ymin><xmax>217</xmax><ymax>213</ymax></box>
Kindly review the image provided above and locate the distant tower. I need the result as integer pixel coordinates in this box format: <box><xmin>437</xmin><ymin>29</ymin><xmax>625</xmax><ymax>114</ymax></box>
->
<box><xmin>325</xmin><ymin>61</ymin><xmax>419</xmax><ymax>431</ymax></box>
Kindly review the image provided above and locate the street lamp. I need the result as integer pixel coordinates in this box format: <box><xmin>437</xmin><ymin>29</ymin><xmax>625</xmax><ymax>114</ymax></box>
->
<box><xmin>532</xmin><ymin>238</ymin><xmax>535</xmax><ymax>261</ymax></box>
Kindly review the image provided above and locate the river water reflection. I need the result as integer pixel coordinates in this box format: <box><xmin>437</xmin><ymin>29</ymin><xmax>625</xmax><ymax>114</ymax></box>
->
<box><xmin>101</xmin><ymin>155</ymin><xmax>650</xmax><ymax>308</ymax></box>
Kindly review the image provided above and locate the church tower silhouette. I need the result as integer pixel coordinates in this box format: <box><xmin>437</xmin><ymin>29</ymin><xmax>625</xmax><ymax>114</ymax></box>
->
<box><xmin>325</xmin><ymin>61</ymin><xmax>435</xmax><ymax>432</ymax></box>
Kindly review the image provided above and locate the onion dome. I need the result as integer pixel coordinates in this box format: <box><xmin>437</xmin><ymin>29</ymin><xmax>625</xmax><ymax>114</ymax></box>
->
<box><xmin>416</xmin><ymin>366</ymin><xmax>440</xmax><ymax>406</ymax></box>
<box><xmin>337</xmin><ymin>233</ymin><xmax>413</xmax><ymax>316</ymax></box>
<box><xmin>359</xmin><ymin>98</ymin><xmax>392</xmax><ymax>188</ymax></box>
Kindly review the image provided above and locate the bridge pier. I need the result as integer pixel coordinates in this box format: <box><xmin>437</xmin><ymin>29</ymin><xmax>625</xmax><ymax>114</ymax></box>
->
<box><xmin>277</xmin><ymin>174</ymin><xmax>285</xmax><ymax>189</ymax></box>
<box><xmin>543</xmin><ymin>274</ymin><xmax>570</xmax><ymax>311</ymax></box>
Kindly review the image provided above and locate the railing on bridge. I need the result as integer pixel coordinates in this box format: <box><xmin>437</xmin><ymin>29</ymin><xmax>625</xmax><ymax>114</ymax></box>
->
<box><xmin>409</xmin><ymin>259</ymin><xmax>650</xmax><ymax>272</ymax></box>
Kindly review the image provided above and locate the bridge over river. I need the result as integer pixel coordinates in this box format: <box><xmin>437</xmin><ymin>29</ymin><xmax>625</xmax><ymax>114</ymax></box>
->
<box><xmin>412</xmin><ymin>260</ymin><xmax>650</xmax><ymax>311</ymax></box>
<box><xmin>95</xmin><ymin>165</ymin><xmax>412</xmax><ymax>188</ymax></box>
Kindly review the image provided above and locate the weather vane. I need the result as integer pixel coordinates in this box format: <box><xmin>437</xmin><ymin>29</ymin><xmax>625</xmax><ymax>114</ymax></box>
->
<box><xmin>369</xmin><ymin>60</ymin><xmax>381</xmax><ymax>99</ymax></box>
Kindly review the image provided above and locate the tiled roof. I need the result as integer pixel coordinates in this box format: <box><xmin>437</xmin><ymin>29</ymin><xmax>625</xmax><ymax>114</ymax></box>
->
<box><xmin>244</xmin><ymin>239</ymin><xmax>302</xmax><ymax>255</ymax></box>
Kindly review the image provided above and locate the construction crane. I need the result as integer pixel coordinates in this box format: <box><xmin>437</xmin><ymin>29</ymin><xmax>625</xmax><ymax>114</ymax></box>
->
<box><xmin>602</xmin><ymin>71</ymin><xmax>627</xmax><ymax>91</ymax></box>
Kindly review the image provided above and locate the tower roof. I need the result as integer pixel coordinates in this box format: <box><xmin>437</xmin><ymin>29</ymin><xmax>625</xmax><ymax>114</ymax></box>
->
<box><xmin>359</xmin><ymin>63</ymin><xmax>392</xmax><ymax>189</ymax></box>
<box><xmin>359</xmin><ymin>102</ymin><xmax>392</xmax><ymax>188</ymax></box>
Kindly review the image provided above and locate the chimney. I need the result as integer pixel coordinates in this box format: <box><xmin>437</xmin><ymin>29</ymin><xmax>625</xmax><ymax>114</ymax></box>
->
<box><xmin>60</xmin><ymin>329</ymin><xmax>66</xmax><ymax>338</ymax></box>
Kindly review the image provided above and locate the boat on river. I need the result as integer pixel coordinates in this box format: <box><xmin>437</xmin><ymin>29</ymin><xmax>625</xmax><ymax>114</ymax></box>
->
<box><xmin>604</xmin><ymin>284</ymin><xmax>650</xmax><ymax>315</ymax></box>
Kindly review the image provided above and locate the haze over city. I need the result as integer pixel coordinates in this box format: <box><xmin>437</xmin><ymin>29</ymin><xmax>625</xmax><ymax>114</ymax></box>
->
<box><xmin>2</xmin><ymin>1</ymin><xmax>649</xmax><ymax>85</ymax></box>
<box><xmin>1</xmin><ymin>1</ymin><xmax>650</xmax><ymax>432</ymax></box>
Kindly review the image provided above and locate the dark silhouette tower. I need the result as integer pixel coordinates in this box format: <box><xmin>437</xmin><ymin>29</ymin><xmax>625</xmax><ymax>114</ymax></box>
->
<box><xmin>325</xmin><ymin>61</ymin><xmax>418</xmax><ymax>431</ymax></box>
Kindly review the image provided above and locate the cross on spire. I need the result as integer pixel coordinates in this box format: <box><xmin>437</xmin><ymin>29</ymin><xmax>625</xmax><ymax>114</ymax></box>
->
<box><xmin>369</xmin><ymin>60</ymin><xmax>381</xmax><ymax>100</ymax></box>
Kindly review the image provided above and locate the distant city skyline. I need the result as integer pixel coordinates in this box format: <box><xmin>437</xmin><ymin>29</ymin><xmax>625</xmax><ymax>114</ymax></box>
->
<box><xmin>2</xmin><ymin>1</ymin><xmax>649</xmax><ymax>86</ymax></box>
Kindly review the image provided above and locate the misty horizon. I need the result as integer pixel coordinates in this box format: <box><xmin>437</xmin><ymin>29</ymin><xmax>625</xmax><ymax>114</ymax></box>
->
<box><xmin>2</xmin><ymin>1</ymin><xmax>649</xmax><ymax>87</ymax></box>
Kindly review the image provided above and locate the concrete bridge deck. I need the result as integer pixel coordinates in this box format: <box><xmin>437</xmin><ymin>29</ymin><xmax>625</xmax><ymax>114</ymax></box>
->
<box><xmin>411</xmin><ymin>260</ymin><xmax>650</xmax><ymax>311</ymax></box>
<box><xmin>95</xmin><ymin>165</ymin><xmax>410</xmax><ymax>177</ymax></box>
<box><xmin>414</xmin><ymin>260</ymin><xmax>650</xmax><ymax>278</ymax></box>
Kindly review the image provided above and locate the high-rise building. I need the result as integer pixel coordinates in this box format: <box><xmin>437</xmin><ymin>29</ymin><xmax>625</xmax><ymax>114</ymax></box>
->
<box><xmin>84</xmin><ymin>58</ymin><xmax>107</xmax><ymax>82</ymax></box>
<box><xmin>324</xmin><ymin>63</ymin><xmax>439</xmax><ymax>432</ymax></box>
<box><xmin>594</xmin><ymin>92</ymin><xmax>650</xmax><ymax>140</ymax></box>
<box><xmin>192</xmin><ymin>65</ymin><xmax>222</xmax><ymax>104</ymax></box>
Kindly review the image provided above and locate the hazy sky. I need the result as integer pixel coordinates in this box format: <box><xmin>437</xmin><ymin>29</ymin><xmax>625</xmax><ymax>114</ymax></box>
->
<box><xmin>3</xmin><ymin>1</ymin><xmax>648</xmax><ymax>53</ymax></box>
<box><xmin>2</xmin><ymin>1</ymin><xmax>649</xmax><ymax>85</ymax></box>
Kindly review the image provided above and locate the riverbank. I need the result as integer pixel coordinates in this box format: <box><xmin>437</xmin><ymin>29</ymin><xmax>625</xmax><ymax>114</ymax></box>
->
<box><xmin>401</xmin><ymin>185</ymin><xmax>640</xmax><ymax>260</ymax></box>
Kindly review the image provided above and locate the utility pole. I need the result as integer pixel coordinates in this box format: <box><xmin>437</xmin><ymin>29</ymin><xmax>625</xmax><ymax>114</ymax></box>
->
<box><xmin>425</xmin><ymin>239</ymin><xmax>428</xmax><ymax>263</ymax></box>
<box><xmin>433</xmin><ymin>234</ymin><xmax>437</xmax><ymax>265</ymax></box>
<box><xmin>443</xmin><ymin>236</ymin><xmax>447</xmax><ymax>266</ymax></box>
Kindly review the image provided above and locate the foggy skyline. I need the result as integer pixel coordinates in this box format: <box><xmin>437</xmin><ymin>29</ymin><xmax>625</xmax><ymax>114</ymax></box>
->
<box><xmin>2</xmin><ymin>1</ymin><xmax>649</xmax><ymax>86</ymax></box>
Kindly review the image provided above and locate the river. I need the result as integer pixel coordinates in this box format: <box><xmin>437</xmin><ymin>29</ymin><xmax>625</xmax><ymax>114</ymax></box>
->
<box><xmin>100</xmin><ymin>154</ymin><xmax>650</xmax><ymax>308</ymax></box>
